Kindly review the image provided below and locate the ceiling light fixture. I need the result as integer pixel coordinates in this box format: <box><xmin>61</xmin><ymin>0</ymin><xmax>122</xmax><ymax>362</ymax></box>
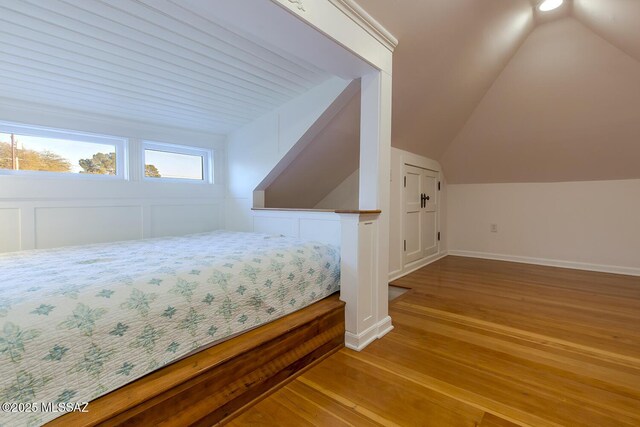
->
<box><xmin>538</xmin><ymin>0</ymin><xmax>564</xmax><ymax>12</ymax></box>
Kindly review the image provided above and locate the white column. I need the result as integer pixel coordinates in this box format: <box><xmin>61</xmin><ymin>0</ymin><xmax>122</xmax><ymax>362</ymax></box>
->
<box><xmin>376</xmin><ymin>71</ymin><xmax>393</xmax><ymax>337</ymax></box>
<box><xmin>356</xmin><ymin>70</ymin><xmax>394</xmax><ymax>349</ymax></box>
<box><xmin>339</xmin><ymin>212</ymin><xmax>381</xmax><ymax>350</ymax></box>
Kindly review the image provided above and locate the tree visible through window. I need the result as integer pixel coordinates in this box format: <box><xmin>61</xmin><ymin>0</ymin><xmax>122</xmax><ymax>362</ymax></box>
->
<box><xmin>1</xmin><ymin>125</ymin><xmax>209</xmax><ymax>182</ymax></box>
<box><xmin>0</xmin><ymin>134</ymin><xmax>71</xmax><ymax>172</ymax></box>
<box><xmin>145</xmin><ymin>164</ymin><xmax>161</xmax><ymax>177</ymax></box>
<box><xmin>78</xmin><ymin>152</ymin><xmax>116</xmax><ymax>175</ymax></box>
<box><xmin>143</xmin><ymin>143</ymin><xmax>209</xmax><ymax>181</ymax></box>
<box><xmin>0</xmin><ymin>131</ymin><xmax>122</xmax><ymax>176</ymax></box>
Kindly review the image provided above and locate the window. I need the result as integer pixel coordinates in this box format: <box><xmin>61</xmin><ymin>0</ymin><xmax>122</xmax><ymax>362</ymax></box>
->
<box><xmin>0</xmin><ymin>122</ymin><xmax>126</xmax><ymax>178</ymax></box>
<box><xmin>142</xmin><ymin>141</ymin><xmax>212</xmax><ymax>183</ymax></box>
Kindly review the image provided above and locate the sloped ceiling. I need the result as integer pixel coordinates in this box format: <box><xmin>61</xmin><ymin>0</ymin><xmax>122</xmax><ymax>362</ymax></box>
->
<box><xmin>357</xmin><ymin>0</ymin><xmax>640</xmax><ymax>184</ymax></box>
<box><xmin>441</xmin><ymin>17</ymin><xmax>640</xmax><ymax>183</ymax></box>
<box><xmin>0</xmin><ymin>0</ymin><xmax>330</xmax><ymax>134</ymax></box>
<box><xmin>574</xmin><ymin>0</ymin><xmax>640</xmax><ymax>63</ymax></box>
<box><xmin>356</xmin><ymin>0</ymin><xmax>535</xmax><ymax>160</ymax></box>
<box><xmin>264</xmin><ymin>83</ymin><xmax>360</xmax><ymax>209</ymax></box>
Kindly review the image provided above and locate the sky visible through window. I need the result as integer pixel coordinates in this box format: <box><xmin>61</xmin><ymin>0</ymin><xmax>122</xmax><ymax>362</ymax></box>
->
<box><xmin>1</xmin><ymin>133</ymin><xmax>205</xmax><ymax>180</ymax></box>
<box><xmin>0</xmin><ymin>132</ymin><xmax>115</xmax><ymax>174</ymax></box>
<box><xmin>145</xmin><ymin>149</ymin><xmax>203</xmax><ymax>180</ymax></box>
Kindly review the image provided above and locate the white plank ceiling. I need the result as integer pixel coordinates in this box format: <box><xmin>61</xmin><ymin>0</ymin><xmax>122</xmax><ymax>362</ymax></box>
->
<box><xmin>0</xmin><ymin>0</ymin><xmax>331</xmax><ymax>134</ymax></box>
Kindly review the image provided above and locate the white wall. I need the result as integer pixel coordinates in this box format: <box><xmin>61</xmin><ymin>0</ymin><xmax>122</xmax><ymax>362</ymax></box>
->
<box><xmin>225</xmin><ymin>77</ymin><xmax>350</xmax><ymax>231</ymax></box>
<box><xmin>314</xmin><ymin>169</ymin><xmax>359</xmax><ymax>210</ymax></box>
<box><xmin>0</xmin><ymin>100</ymin><xmax>226</xmax><ymax>252</ymax></box>
<box><xmin>447</xmin><ymin>180</ymin><xmax>640</xmax><ymax>275</ymax></box>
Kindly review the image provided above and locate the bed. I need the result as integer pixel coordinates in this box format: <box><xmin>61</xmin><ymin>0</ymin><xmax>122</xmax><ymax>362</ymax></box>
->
<box><xmin>0</xmin><ymin>230</ymin><xmax>340</xmax><ymax>426</ymax></box>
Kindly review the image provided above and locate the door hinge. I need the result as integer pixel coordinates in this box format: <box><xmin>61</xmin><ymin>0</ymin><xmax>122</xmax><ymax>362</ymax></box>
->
<box><xmin>404</xmin><ymin>176</ymin><xmax>406</xmax><ymax>187</ymax></box>
<box><xmin>437</xmin><ymin>232</ymin><xmax>441</xmax><ymax>241</ymax></box>
<box><xmin>438</xmin><ymin>181</ymin><xmax>441</xmax><ymax>191</ymax></box>
<box><xmin>404</xmin><ymin>240</ymin><xmax>406</xmax><ymax>251</ymax></box>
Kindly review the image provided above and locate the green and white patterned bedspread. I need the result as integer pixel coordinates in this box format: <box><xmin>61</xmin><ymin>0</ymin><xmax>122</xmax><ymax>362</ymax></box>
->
<box><xmin>0</xmin><ymin>230</ymin><xmax>340</xmax><ymax>426</ymax></box>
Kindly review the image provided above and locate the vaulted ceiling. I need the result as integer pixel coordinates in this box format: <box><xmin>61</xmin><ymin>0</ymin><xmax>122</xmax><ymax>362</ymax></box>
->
<box><xmin>0</xmin><ymin>0</ymin><xmax>330</xmax><ymax>134</ymax></box>
<box><xmin>357</xmin><ymin>0</ymin><xmax>640</xmax><ymax>183</ymax></box>
<box><xmin>2</xmin><ymin>0</ymin><xmax>638</xmax><ymax>184</ymax></box>
<box><xmin>356</xmin><ymin>0</ymin><xmax>536</xmax><ymax>161</ymax></box>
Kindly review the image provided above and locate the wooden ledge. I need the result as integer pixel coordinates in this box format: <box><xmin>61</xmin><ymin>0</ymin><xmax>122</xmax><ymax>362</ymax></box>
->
<box><xmin>49</xmin><ymin>294</ymin><xmax>344</xmax><ymax>427</ymax></box>
<box><xmin>251</xmin><ymin>208</ymin><xmax>382</xmax><ymax>215</ymax></box>
<box><xmin>334</xmin><ymin>209</ymin><xmax>382</xmax><ymax>215</ymax></box>
<box><xmin>251</xmin><ymin>207</ymin><xmax>335</xmax><ymax>212</ymax></box>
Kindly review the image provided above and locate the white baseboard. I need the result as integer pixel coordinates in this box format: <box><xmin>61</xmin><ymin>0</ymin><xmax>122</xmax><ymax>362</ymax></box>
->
<box><xmin>388</xmin><ymin>268</ymin><xmax>403</xmax><ymax>281</ymax></box>
<box><xmin>388</xmin><ymin>251</ymin><xmax>449</xmax><ymax>282</ymax></box>
<box><xmin>448</xmin><ymin>250</ymin><xmax>640</xmax><ymax>277</ymax></box>
<box><xmin>345</xmin><ymin>325</ymin><xmax>377</xmax><ymax>351</ymax></box>
<box><xmin>345</xmin><ymin>316</ymin><xmax>394</xmax><ymax>351</ymax></box>
<box><xmin>376</xmin><ymin>315</ymin><xmax>393</xmax><ymax>339</ymax></box>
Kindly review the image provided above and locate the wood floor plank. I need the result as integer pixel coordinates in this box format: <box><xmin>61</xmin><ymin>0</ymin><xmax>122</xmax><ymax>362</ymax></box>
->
<box><xmin>225</xmin><ymin>396</ymin><xmax>313</xmax><ymax>427</ymax></box>
<box><xmin>347</xmin><ymin>344</ymin><xmax>567</xmax><ymax>427</ymax></box>
<box><xmin>225</xmin><ymin>256</ymin><xmax>640</xmax><ymax>426</ymax></box>
<box><xmin>399</xmin><ymin>291</ymin><xmax>640</xmax><ymax>358</ymax></box>
<box><xmin>253</xmin><ymin>386</ymin><xmax>350</xmax><ymax>426</ymax></box>
<box><xmin>394</xmin><ymin>301</ymin><xmax>640</xmax><ymax>369</ymax></box>
<box><xmin>479</xmin><ymin>413</ymin><xmax>521</xmax><ymax>427</ymax></box>
<box><xmin>389</xmin><ymin>309</ymin><xmax>640</xmax><ymax>396</ymax></box>
<box><xmin>361</xmin><ymin>333</ymin><xmax>640</xmax><ymax>426</ymax></box>
<box><xmin>286</xmin><ymin>380</ymin><xmax>384</xmax><ymax>427</ymax></box>
<box><xmin>295</xmin><ymin>377</ymin><xmax>403</xmax><ymax>427</ymax></box>
<box><xmin>301</xmin><ymin>351</ymin><xmax>485</xmax><ymax>427</ymax></box>
<box><xmin>231</xmin><ymin>379</ymin><xmax>388</xmax><ymax>427</ymax></box>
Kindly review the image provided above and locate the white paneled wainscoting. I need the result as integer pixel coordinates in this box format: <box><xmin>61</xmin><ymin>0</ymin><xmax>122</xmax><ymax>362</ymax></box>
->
<box><xmin>0</xmin><ymin>200</ymin><xmax>223</xmax><ymax>253</ymax></box>
<box><xmin>0</xmin><ymin>102</ymin><xmax>226</xmax><ymax>253</ymax></box>
<box><xmin>446</xmin><ymin>180</ymin><xmax>640</xmax><ymax>276</ymax></box>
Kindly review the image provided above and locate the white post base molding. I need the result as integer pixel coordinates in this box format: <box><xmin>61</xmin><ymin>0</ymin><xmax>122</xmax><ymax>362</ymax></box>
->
<box><xmin>376</xmin><ymin>315</ymin><xmax>394</xmax><ymax>339</ymax></box>
<box><xmin>339</xmin><ymin>211</ymin><xmax>392</xmax><ymax>351</ymax></box>
<box><xmin>345</xmin><ymin>315</ymin><xmax>393</xmax><ymax>351</ymax></box>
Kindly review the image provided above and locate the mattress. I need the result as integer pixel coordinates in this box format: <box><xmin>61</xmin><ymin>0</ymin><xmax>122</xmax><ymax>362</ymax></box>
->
<box><xmin>0</xmin><ymin>230</ymin><xmax>340</xmax><ymax>426</ymax></box>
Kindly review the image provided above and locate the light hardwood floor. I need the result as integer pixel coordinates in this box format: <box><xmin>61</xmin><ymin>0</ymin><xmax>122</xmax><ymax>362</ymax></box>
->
<box><xmin>227</xmin><ymin>256</ymin><xmax>640</xmax><ymax>426</ymax></box>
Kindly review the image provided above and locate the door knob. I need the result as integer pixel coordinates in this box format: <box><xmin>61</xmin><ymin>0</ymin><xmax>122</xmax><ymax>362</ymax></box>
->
<box><xmin>426</xmin><ymin>195</ymin><xmax>430</xmax><ymax>201</ymax></box>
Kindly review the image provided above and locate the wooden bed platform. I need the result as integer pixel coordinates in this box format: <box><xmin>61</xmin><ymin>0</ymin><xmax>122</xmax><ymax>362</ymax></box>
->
<box><xmin>48</xmin><ymin>294</ymin><xmax>344</xmax><ymax>427</ymax></box>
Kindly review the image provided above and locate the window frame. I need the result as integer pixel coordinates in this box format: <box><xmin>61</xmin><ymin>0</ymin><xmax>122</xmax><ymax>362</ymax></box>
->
<box><xmin>141</xmin><ymin>140</ymin><xmax>213</xmax><ymax>184</ymax></box>
<box><xmin>0</xmin><ymin>121</ymin><xmax>127</xmax><ymax>180</ymax></box>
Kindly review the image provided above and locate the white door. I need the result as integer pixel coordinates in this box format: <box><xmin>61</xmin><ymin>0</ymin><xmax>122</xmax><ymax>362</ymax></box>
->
<box><xmin>421</xmin><ymin>169</ymin><xmax>438</xmax><ymax>258</ymax></box>
<box><xmin>403</xmin><ymin>165</ymin><xmax>423</xmax><ymax>264</ymax></box>
<box><xmin>403</xmin><ymin>164</ymin><xmax>438</xmax><ymax>266</ymax></box>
